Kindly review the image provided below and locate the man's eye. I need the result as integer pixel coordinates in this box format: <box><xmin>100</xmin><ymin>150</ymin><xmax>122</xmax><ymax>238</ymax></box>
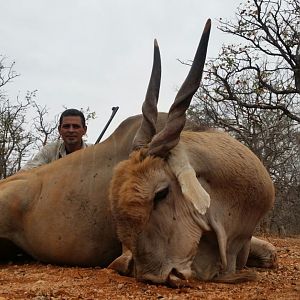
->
<box><xmin>62</xmin><ymin>124</ymin><xmax>81</xmax><ymax>129</ymax></box>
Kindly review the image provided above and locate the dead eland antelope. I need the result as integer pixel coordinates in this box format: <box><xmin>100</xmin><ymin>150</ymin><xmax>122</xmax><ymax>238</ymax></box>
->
<box><xmin>0</xmin><ymin>20</ymin><xmax>276</xmax><ymax>286</ymax></box>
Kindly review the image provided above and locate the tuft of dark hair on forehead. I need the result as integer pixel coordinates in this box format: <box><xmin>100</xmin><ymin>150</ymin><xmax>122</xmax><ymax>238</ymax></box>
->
<box><xmin>59</xmin><ymin>109</ymin><xmax>86</xmax><ymax>127</ymax></box>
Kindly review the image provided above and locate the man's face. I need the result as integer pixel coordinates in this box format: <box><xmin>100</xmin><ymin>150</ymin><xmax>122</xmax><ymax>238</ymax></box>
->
<box><xmin>58</xmin><ymin>116</ymin><xmax>87</xmax><ymax>146</ymax></box>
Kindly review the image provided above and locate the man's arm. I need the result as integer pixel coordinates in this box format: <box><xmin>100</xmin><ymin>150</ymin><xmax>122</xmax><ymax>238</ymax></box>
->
<box><xmin>21</xmin><ymin>143</ymin><xmax>58</xmax><ymax>171</ymax></box>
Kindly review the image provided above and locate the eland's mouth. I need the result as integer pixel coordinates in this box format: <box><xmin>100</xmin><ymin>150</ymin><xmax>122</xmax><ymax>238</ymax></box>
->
<box><xmin>137</xmin><ymin>266</ymin><xmax>193</xmax><ymax>288</ymax></box>
<box><xmin>166</xmin><ymin>267</ymin><xmax>193</xmax><ymax>288</ymax></box>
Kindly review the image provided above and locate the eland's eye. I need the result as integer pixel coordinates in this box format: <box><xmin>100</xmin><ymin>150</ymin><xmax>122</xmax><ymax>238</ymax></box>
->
<box><xmin>153</xmin><ymin>186</ymin><xmax>169</xmax><ymax>209</ymax></box>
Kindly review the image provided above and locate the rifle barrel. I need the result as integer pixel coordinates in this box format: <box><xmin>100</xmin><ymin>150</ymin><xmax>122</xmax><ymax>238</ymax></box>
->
<box><xmin>95</xmin><ymin>106</ymin><xmax>119</xmax><ymax>144</ymax></box>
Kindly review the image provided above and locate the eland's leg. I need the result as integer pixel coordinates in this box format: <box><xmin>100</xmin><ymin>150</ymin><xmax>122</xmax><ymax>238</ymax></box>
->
<box><xmin>0</xmin><ymin>193</ymin><xmax>22</xmax><ymax>261</ymax></box>
<box><xmin>246</xmin><ymin>236</ymin><xmax>277</xmax><ymax>268</ymax></box>
<box><xmin>0</xmin><ymin>175</ymin><xmax>36</xmax><ymax>260</ymax></box>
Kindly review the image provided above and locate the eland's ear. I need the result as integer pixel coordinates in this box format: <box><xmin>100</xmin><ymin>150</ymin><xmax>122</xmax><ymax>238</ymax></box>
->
<box><xmin>107</xmin><ymin>248</ymin><xmax>134</xmax><ymax>276</ymax></box>
<box><xmin>168</xmin><ymin>143</ymin><xmax>210</xmax><ymax>215</ymax></box>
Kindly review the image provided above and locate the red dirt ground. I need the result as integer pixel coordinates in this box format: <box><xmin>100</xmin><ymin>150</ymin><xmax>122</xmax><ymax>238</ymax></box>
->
<box><xmin>0</xmin><ymin>237</ymin><xmax>299</xmax><ymax>300</ymax></box>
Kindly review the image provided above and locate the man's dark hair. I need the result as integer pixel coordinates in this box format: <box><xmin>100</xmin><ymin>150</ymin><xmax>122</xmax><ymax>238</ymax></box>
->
<box><xmin>59</xmin><ymin>109</ymin><xmax>86</xmax><ymax>128</ymax></box>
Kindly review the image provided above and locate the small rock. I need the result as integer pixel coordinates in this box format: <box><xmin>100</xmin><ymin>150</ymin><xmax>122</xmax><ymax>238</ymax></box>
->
<box><xmin>117</xmin><ymin>283</ymin><xmax>124</xmax><ymax>289</ymax></box>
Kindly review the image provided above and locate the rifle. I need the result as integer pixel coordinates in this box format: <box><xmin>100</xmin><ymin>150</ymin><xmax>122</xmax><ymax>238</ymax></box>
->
<box><xmin>95</xmin><ymin>106</ymin><xmax>119</xmax><ymax>144</ymax></box>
